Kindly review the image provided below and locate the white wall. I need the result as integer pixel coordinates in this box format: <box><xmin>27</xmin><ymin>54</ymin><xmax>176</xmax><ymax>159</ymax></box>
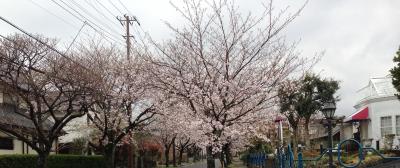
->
<box><xmin>366</xmin><ymin>96</ymin><xmax>400</xmax><ymax>148</ymax></box>
<box><xmin>0</xmin><ymin>131</ymin><xmax>58</xmax><ymax>155</ymax></box>
<box><xmin>59</xmin><ymin>115</ymin><xmax>88</xmax><ymax>143</ymax></box>
<box><xmin>0</xmin><ymin>131</ymin><xmax>37</xmax><ymax>155</ymax></box>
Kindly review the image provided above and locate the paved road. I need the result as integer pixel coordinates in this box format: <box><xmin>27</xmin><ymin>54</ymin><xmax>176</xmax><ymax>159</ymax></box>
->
<box><xmin>182</xmin><ymin>160</ymin><xmax>221</xmax><ymax>168</ymax></box>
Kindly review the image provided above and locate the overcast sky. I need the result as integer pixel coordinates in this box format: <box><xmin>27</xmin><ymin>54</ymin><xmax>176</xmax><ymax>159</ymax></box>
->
<box><xmin>1</xmin><ymin>0</ymin><xmax>400</xmax><ymax>116</ymax></box>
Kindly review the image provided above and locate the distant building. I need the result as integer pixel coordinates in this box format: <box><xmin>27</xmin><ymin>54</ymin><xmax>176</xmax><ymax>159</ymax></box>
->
<box><xmin>307</xmin><ymin>117</ymin><xmax>353</xmax><ymax>149</ymax></box>
<box><xmin>344</xmin><ymin>76</ymin><xmax>400</xmax><ymax>149</ymax></box>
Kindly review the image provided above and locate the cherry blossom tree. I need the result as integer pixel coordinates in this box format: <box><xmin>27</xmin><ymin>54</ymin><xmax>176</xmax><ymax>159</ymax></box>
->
<box><xmin>149</xmin><ymin>98</ymin><xmax>201</xmax><ymax>167</ymax></box>
<box><xmin>177</xmin><ymin>134</ymin><xmax>193</xmax><ymax>165</ymax></box>
<box><xmin>75</xmin><ymin>41</ymin><xmax>160</xmax><ymax>168</ymax></box>
<box><xmin>278</xmin><ymin>79</ymin><xmax>302</xmax><ymax>155</ymax></box>
<box><xmin>151</xmin><ymin>112</ymin><xmax>177</xmax><ymax>167</ymax></box>
<box><xmin>0</xmin><ymin>34</ymin><xmax>92</xmax><ymax>168</ymax></box>
<box><xmin>149</xmin><ymin>0</ymin><xmax>307</xmax><ymax>167</ymax></box>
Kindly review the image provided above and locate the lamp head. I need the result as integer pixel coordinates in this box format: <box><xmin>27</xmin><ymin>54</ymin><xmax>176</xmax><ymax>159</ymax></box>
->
<box><xmin>322</xmin><ymin>101</ymin><xmax>336</xmax><ymax>119</ymax></box>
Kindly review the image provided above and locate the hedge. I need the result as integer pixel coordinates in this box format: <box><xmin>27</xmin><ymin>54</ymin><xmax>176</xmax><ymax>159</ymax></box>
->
<box><xmin>0</xmin><ymin>154</ymin><xmax>106</xmax><ymax>168</ymax></box>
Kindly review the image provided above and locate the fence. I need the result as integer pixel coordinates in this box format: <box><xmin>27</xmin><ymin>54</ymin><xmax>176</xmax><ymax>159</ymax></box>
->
<box><xmin>246</xmin><ymin>139</ymin><xmax>400</xmax><ymax>168</ymax></box>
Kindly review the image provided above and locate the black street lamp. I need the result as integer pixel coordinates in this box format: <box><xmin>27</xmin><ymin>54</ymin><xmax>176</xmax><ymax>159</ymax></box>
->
<box><xmin>322</xmin><ymin>101</ymin><xmax>336</xmax><ymax>168</ymax></box>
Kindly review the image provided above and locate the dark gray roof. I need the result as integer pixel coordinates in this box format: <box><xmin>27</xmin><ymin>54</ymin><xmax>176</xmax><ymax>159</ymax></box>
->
<box><xmin>0</xmin><ymin>103</ymin><xmax>53</xmax><ymax>131</ymax></box>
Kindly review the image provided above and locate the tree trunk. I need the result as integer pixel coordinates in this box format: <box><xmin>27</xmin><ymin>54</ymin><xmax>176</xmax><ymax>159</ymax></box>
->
<box><xmin>172</xmin><ymin>139</ymin><xmax>176</xmax><ymax>167</ymax></box>
<box><xmin>127</xmin><ymin>144</ymin><xmax>133</xmax><ymax>168</ymax></box>
<box><xmin>224</xmin><ymin>143</ymin><xmax>232</xmax><ymax>165</ymax></box>
<box><xmin>219</xmin><ymin>152</ymin><xmax>225</xmax><ymax>168</ymax></box>
<box><xmin>37</xmin><ymin>152</ymin><xmax>49</xmax><ymax>168</ymax></box>
<box><xmin>164</xmin><ymin>147</ymin><xmax>170</xmax><ymax>167</ymax></box>
<box><xmin>206</xmin><ymin>146</ymin><xmax>215</xmax><ymax>168</ymax></box>
<box><xmin>178</xmin><ymin>148</ymin><xmax>184</xmax><ymax>165</ymax></box>
<box><xmin>292</xmin><ymin>128</ymin><xmax>298</xmax><ymax>158</ymax></box>
<box><xmin>132</xmin><ymin>148</ymin><xmax>136</xmax><ymax>168</ymax></box>
<box><xmin>305</xmin><ymin>119</ymin><xmax>311</xmax><ymax>149</ymax></box>
<box><xmin>104</xmin><ymin>143</ymin><xmax>117</xmax><ymax>168</ymax></box>
<box><xmin>140</xmin><ymin>155</ymin><xmax>144</xmax><ymax>168</ymax></box>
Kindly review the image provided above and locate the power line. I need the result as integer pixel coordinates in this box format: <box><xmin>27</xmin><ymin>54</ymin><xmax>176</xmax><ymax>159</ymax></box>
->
<box><xmin>112</xmin><ymin>0</ymin><xmax>148</xmax><ymax>37</ymax></box>
<box><xmin>108</xmin><ymin>0</ymin><xmax>124</xmax><ymax>15</ymax></box>
<box><xmin>0</xmin><ymin>16</ymin><xmax>91</xmax><ymax>72</ymax></box>
<box><xmin>50</xmin><ymin>0</ymin><xmax>116</xmax><ymax>43</ymax></box>
<box><xmin>91</xmin><ymin>0</ymin><xmax>147</xmax><ymax>51</ymax></box>
<box><xmin>27</xmin><ymin>0</ymin><xmax>116</xmax><ymax>46</ymax></box>
<box><xmin>0</xmin><ymin>34</ymin><xmax>47</xmax><ymax>74</ymax></box>
<box><xmin>69</xmin><ymin>0</ymin><xmax>122</xmax><ymax>37</ymax></box>
<box><xmin>84</xmin><ymin>0</ymin><xmax>121</xmax><ymax>29</ymax></box>
<box><xmin>116</xmin><ymin>0</ymin><xmax>147</xmax><ymax>42</ymax></box>
<box><xmin>58</xmin><ymin>0</ymin><xmax>122</xmax><ymax>43</ymax></box>
<box><xmin>113</xmin><ymin>0</ymin><xmax>150</xmax><ymax>52</ymax></box>
<box><xmin>51</xmin><ymin>0</ymin><xmax>123</xmax><ymax>45</ymax></box>
<box><xmin>65</xmin><ymin>21</ymin><xmax>87</xmax><ymax>54</ymax></box>
<box><xmin>117</xmin><ymin>0</ymin><xmax>134</xmax><ymax>16</ymax></box>
<box><xmin>28</xmin><ymin>0</ymin><xmax>79</xmax><ymax>30</ymax></box>
<box><xmin>94</xmin><ymin>0</ymin><xmax>118</xmax><ymax>19</ymax></box>
<box><xmin>0</xmin><ymin>34</ymin><xmax>96</xmax><ymax>87</ymax></box>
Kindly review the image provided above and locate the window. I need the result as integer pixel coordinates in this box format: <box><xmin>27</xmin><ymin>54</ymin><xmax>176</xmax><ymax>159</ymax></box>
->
<box><xmin>396</xmin><ymin>116</ymin><xmax>400</xmax><ymax>135</ymax></box>
<box><xmin>381</xmin><ymin>116</ymin><xmax>393</xmax><ymax>137</ymax></box>
<box><xmin>0</xmin><ymin>137</ymin><xmax>13</xmax><ymax>150</ymax></box>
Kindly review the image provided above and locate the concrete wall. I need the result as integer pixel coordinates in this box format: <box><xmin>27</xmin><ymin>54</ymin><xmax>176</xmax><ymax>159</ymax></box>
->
<box><xmin>340</xmin><ymin>123</ymin><xmax>353</xmax><ymax>141</ymax></box>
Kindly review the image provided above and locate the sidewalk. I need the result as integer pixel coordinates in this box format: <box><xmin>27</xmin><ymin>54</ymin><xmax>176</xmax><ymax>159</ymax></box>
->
<box><xmin>160</xmin><ymin>159</ymin><xmax>241</xmax><ymax>168</ymax></box>
<box><xmin>228</xmin><ymin>158</ymin><xmax>246</xmax><ymax>168</ymax></box>
<box><xmin>174</xmin><ymin>159</ymin><xmax>222</xmax><ymax>168</ymax></box>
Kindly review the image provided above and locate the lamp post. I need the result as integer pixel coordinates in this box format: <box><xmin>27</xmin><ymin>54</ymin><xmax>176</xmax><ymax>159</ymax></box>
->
<box><xmin>321</xmin><ymin>101</ymin><xmax>336</xmax><ymax>168</ymax></box>
<box><xmin>275</xmin><ymin>116</ymin><xmax>284</xmax><ymax>168</ymax></box>
<box><xmin>275</xmin><ymin>116</ymin><xmax>284</xmax><ymax>146</ymax></box>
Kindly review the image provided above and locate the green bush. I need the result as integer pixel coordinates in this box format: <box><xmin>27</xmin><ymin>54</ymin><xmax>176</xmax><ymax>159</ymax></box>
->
<box><xmin>0</xmin><ymin>154</ymin><xmax>106</xmax><ymax>168</ymax></box>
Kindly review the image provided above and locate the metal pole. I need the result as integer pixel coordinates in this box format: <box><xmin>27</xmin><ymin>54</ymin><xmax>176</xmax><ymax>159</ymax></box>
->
<box><xmin>328</xmin><ymin>119</ymin><xmax>333</xmax><ymax>168</ymax></box>
<box><xmin>279</xmin><ymin>121</ymin><xmax>283</xmax><ymax>145</ymax></box>
<box><xmin>278</xmin><ymin>120</ymin><xmax>284</xmax><ymax>168</ymax></box>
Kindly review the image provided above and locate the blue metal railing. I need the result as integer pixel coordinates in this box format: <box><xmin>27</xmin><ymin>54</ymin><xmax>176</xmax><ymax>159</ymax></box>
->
<box><xmin>248</xmin><ymin>152</ymin><xmax>267</xmax><ymax>167</ymax></box>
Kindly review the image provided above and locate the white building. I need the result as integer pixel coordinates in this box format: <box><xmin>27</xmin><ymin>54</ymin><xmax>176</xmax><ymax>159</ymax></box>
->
<box><xmin>344</xmin><ymin>77</ymin><xmax>400</xmax><ymax>149</ymax></box>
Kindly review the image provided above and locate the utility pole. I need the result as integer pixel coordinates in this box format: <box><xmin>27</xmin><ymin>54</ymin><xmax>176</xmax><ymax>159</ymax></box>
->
<box><xmin>117</xmin><ymin>14</ymin><xmax>140</xmax><ymax>60</ymax></box>
<box><xmin>117</xmin><ymin>15</ymin><xmax>140</xmax><ymax>168</ymax></box>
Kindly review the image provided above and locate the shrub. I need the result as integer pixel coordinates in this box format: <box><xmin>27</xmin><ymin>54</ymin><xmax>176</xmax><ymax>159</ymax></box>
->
<box><xmin>0</xmin><ymin>154</ymin><xmax>105</xmax><ymax>168</ymax></box>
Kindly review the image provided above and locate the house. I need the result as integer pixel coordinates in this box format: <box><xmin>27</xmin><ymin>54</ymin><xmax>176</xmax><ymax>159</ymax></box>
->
<box><xmin>344</xmin><ymin>76</ymin><xmax>400</xmax><ymax>149</ymax></box>
<box><xmin>0</xmin><ymin>91</ymin><xmax>58</xmax><ymax>155</ymax></box>
<box><xmin>0</xmin><ymin>94</ymin><xmax>38</xmax><ymax>154</ymax></box>
<box><xmin>307</xmin><ymin>117</ymin><xmax>353</xmax><ymax>149</ymax></box>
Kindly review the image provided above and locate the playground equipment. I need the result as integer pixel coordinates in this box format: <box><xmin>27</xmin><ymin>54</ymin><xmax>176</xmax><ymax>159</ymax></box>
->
<box><xmin>248</xmin><ymin>138</ymin><xmax>400</xmax><ymax>168</ymax></box>
<box><xmin>295</xmin><ymin>138</ymin><xmax>400</xmax><ymax>168</ymax></box>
